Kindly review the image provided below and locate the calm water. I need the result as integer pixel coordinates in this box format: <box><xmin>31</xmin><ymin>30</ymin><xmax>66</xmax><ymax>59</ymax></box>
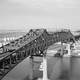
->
<box><xmin>2</xmin><ymin>56</ymin><xmax>80</xmax><ymax>80</ymax></box>
<box><xmin>2</xmin><ymin>43</ymin><xmax>80</xmax><ymax>80</ymax></box>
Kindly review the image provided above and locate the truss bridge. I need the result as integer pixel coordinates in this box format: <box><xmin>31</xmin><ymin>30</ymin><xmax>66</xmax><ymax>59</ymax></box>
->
<box><xmin>0</xmin><ymin>28</ymin><xmax>75</xmax><ymax>79</ymax></box>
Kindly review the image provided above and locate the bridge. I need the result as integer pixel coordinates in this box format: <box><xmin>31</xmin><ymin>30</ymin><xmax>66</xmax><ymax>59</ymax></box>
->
<box><xmin>0</xmin><ymin>29</ymin><xmax>75</xmax><ymax>79</ymax></box>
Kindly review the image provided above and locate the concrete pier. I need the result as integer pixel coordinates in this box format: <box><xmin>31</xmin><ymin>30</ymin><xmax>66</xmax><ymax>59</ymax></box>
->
<box><xmin>43</xmin><ymin>56</ymin><xmax>48</xmax><ymax>80</ymax></box>
<box><xmin>67</xmin><ymin>44</ymin><xmax>70</xmax><ymax>56</ymax></box>
<box><xmin>61</xmin><ymin>42</ymin><xmax>63</xmax><ymax>56</ymax></box>
<box><xmin>64</xmin><ymin>43</ymin><xmax>71</xmax><ymax>57</ymax></box>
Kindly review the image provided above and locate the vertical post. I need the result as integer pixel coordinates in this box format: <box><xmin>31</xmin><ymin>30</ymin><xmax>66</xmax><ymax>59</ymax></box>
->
<box><xmin>30</xmin><ymin>49</ymin><xmax>32</xmax><ymax>57</ymax></box>
<box><xmin>29</xmin><ymin>57</ymin><xmax>34</xmax><ymax>80</ymax></box>
<box><xmin>61</xmin><ymin>42</ymin><xmax>63</xmax><ymax>56</ymax></box>
<box><xmin>2</xmin><ymin>60</ymin><xmax>5</xmax><ymax>72</ymax></box>
<box><xmin>67</xmin><ymin>43</ymin><xmax>70</xmax><ymax>56</ymax></box>
<box><xmin>9</xmin><ymin>55</ymin><xmax>12</xmax><ymax>68</ymax></box>
<box><xmin>2</xmin><ymin>43</ymin><xmax>5</xmax><ymax>53</ymax></box>
<box><xmin>24</xmin><ymin>50</ymin><xmax>27</xmax><ymax>57</ymax></box>
<box><xmin>43</xmin><ymin>51</ymin><xmax>48</xmax><ymax>80</ymax></box>
<box><xmin>16</xmin><ymin>53</ymin><xmax>18</xmax><ymax>61</ymax></box>
<box><xmin>73</xmin><ymin>43</ymin><xmax>76</xmax><ymax>49</ymax></box>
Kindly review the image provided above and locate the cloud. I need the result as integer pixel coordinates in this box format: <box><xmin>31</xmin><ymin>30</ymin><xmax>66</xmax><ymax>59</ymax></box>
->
<box><xmin>55</xmin><ymin>0</ymin><xmax>76</xmax><ymax>8</ymax></box>
<box><xmin>0</xmin><ymin>0</ymin><xmax>80</xmax><ymax>31</ymax></box>
<box><xmin>0</xmin><ymin>0</ymin><xmax>80</xmax><ymax>17</ymax></box>
<box><xmin>0</xmin><ymin>0</ymin><xmax>79</xmax><ymax>17</ymax></box>
<box><xmin>7</xmin><ymin>0</ymin><xmax>77</xmax><ymax>8</ymax></box>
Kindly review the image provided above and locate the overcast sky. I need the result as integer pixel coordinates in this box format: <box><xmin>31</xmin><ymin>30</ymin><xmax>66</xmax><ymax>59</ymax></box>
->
<box><xmin>0</xmin><ymin>0</ymin><xmax>80</xmax><ymax>31</ymax></box>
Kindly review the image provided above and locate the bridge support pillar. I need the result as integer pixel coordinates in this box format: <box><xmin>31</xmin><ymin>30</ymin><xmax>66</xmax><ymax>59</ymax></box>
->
<box><xmin>67</xmin><ymin>43</ymin><xmax>70</xmax><ymax>56</ymax></box>
<box><xmin>43</xmin><ymin>56</ymin><xmax>48</xmax><ymax>80</ymax></box>
<box><xmin>29</xmin><ymin>57</ymin><xmax>34</xmax><ymax>80</ymax></box>
<box><xmin>9</xmin><ymin>56</ymin><xmax>12</xmax><ymax>68</ymax></box>
<box><xmin>61</xmin><ymin>42</ymin><xmax>63</xmax><ymax>56</ymax></box>
<box><xmin>42</xmin><ymin>50</ymin><xmax>48</xmax><ymax>80</ymax></box>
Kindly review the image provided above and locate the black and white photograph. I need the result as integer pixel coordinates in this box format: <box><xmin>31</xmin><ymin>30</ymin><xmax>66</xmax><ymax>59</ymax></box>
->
<box><xmin>0</xmin><ymin>0</ymin><xmax>80</xmax><ymax>80</ymax></box>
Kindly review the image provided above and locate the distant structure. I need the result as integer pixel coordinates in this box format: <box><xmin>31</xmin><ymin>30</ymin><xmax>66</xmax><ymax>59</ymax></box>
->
<box><xmin>0</xmin><ymin>31</ymin><xmax>26</xmax><ymax>47</ymax></box>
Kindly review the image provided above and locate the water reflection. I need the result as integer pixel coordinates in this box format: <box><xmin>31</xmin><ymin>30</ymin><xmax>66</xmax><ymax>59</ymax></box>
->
<box><xmin>47</xmin><ymin>57</ymin><xmax>71</xmax><ymax>80</ymax></box>
<box><xmin>47</xmin><ymin>57</ymin><xmax>80</xmax><ymax>80</ymax></box>
<box><xmin>25</xmin><ymin>56</ymin><xmax>79</xmax><ymax>80</ymax></box>
<box><xmin>23</xmin><ymin>57</ymin><xmax>43</xmax><ymax>80</ymax></box>
<box><xmin>2</xmin><ymin>56</ymin><xmax>80</xmax><ymax>80</ymax></box>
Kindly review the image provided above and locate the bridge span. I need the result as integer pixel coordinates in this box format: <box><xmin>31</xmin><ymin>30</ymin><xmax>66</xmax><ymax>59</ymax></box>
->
<box><xmin>0</xmin><ymin>29</ymin><xmax>75</xmax><ymax>79</ymax></box>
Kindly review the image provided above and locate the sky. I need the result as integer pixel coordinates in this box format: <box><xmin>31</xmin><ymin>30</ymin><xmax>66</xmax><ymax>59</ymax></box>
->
<box><xmin>0</xmin><ymin>0</ymin><xmax>80</xmax><ymax>31</ymax></box>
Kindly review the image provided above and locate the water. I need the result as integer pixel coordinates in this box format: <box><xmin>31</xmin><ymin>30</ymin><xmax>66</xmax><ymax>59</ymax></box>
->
<box><xmin>2</xmin><ymin>56</ymin><xmax>80</xmax><ymax>80</ymax></box>
<box><xmin>2</xmin><ymin>45</ymin><xmax>80</xmax><ymax>80</ymax></box>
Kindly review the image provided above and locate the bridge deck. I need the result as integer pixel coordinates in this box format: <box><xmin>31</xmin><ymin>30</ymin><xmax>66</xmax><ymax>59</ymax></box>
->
<box><xmin>0</xmin><ymin>29</ymin><xmax>44</xmax><ymax>59</ymax></box>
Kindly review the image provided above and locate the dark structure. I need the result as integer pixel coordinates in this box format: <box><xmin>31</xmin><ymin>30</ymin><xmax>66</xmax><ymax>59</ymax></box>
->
<box><xmin>0</xmin><ymin>29</ymin><xmax>75</xmax><ymax>79</ymax></box>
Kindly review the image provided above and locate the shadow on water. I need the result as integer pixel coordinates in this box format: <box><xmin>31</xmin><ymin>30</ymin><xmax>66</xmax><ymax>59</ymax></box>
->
<box><xmin>2</xmin><ymin>55</ymin><xmax>80</xmax><ymax>80</ymax></box>
<box><xmin>23</xmin><ymin>75</ymin><xmax>30</xmax><ymax>80</ymax></box>
<box><xmin>48</xmin><ymin>57</ymin><xmax>71</xmax><ymax>80</ymax></box>
<box><xmin>58</xmin><ymin>58</ymin><xmax>70</xmax><ymax>80</ymax></box>
<box><xmin>48</xmin><ymin>57</ymin><xmax>80</xmax><ymax>80</ymax></box>
<box><xmin>59</xmin><ymin>70</ymin><xmax>70</xmax><ymax>80</ymax></box>
<box><xmin>23</xmin><ymin>57</ymin><xmax>43</xmax><ymax>80</ymax></box>
<box><xmin>23</xmin><ymin>57</ymin><xmax>80</xmax><ymax>80</ymax></box>
<box><xmin>23</xmin><ymin>75</ymin><xmax>39</xmax><ymax>80</ymax></box>
<box><xmin>23</xmin><ymin>76</ymin><xmax>40</xmax><ymax>80</ymax></box>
